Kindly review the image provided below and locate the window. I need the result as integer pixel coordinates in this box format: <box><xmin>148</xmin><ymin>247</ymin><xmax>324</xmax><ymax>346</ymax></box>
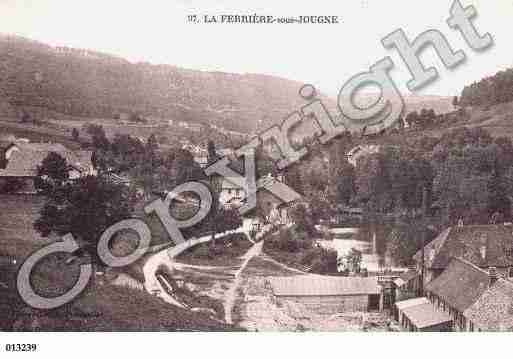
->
<box><xmin>509</xmin><ymin>267</ymin><xmax>513</xmax><ymax>278</ymax></box>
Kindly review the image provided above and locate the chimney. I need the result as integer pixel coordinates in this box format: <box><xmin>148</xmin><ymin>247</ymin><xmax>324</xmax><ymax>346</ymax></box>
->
<box><xmin>489</xmin><ymin>267</ymin><xmax>498</xmax><ymax>287</ymax></box>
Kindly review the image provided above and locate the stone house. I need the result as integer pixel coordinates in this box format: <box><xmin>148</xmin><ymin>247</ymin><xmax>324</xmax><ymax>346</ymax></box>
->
<box><xmin>218</xmin><ymin>174</ymin><xmax>305</xmax><ymax>225</ymax></box>
<box><xmin>463</xmin><ymin>277</ymin><xmax>513</xmax><ymax>331</ymax></box>
<box><xmin>414</xmin><ymin>224</ymin><xmax>513</xmax><ymax>287</ymax></box>
<box><xmin>424</xmin><ymin>257</ymin><xmax>496</xmax><ymax>331</ymax></box>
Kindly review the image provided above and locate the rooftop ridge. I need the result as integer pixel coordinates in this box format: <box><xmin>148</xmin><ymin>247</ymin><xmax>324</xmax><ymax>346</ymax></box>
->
<box><xmin>450</xmin><ymin>256</ymin><xmax>490</xmax><ymax>276</ymax></box>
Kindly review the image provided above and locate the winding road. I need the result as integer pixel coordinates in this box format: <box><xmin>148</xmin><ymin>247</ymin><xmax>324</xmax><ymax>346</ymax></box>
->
<box><xmin>142</xmin><ymin>219</ymin><xmax>267</xmax><ymax>321</ymax></box>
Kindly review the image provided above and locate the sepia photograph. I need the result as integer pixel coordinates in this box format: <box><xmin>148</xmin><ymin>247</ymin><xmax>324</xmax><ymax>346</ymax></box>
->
<box><xmin>1</xmin><ymin>0</ymin><xmax>513</xmax><ymax>357</ymax></box>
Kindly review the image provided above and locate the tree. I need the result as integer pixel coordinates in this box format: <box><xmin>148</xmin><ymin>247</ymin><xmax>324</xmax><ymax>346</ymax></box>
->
<box><xmin>343</xmin><ymin>248</ymin><xmax>363</xmax><ymax>273</ymax></box>
<box><xmin>290</xmin><ymin>203</ymin><xmax>313</xmax><ymax>235</ymax></box>
<box><xmin>36</xmin><ymin>152</ymin><xmax>70</xmax><ymax>191</ymax></box>
<box><xmin>20</xmin><ymin>110</ymin><xmax>31</xmax><ymax>123</ymax></box>
<box><xmin>309</xmin><ymin>195</ymin><xmax>333</xmax><ymax>223</ymax></box>
<box><xmin>405</xmin><ymin>111</ymin><xmax>418</xmax><ymax>128</ymax></box>
<box><xmin>34</xmin><ymin>176</ymin><xmax>137</xmax><ymax>259</ymax></box>
<box><xmin>207</xmin><ymin>140</ymin><xmax>219</xmax><ymax>165</ymax></box>
<box><xmin>215</xmin><ymin>208</ymin><xmax>243</xmax><ymax>234</ymax></box>
<box><xmin>86</xmin><ymin>124</ymin><xmax>110</xmax><ymax>151</ymax></box>
<box><xmin>334</xmin><ymin>159</ymin><xmax>355</xmax><ymax>205</ymax></box>
<box><xmin>147</xmin><ymin>134</ymin><xmax>159</xmax><ymax>153</ymax></box>
<box><xmin>386</xmin><ymin>223</ymin><xmax>434</xmax><ymax>266</ymax></box>
<box><xmin>71</xmin><ymin>128</ymin><xmax>80</xmax><ymax>142</ymax></box>
<box><xmin>396</xmin><ymin>116</ymin><xmax>405</xmax><ymax>130</ymax></box>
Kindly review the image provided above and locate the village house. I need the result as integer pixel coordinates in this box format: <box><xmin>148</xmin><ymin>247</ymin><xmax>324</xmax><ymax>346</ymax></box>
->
<box><xmin>393</xmin><ymin>269</ymin><xmax>421</xmax><ymax>301</ymax></box>
<box><xmin>220</xmin><ymin>174</ymin><xmax>307</xmax><ymax>225</ymax></box>
<box><xmin>424</xmin><ymin>257</ymin><xmax>496</xmax><ymax>331</ymax></box>
<box><xmin>414</xmin><ymin>224</ymin><xmax>513</xmax><ymax>287</ymax></box>
<box><xmin>463</xmin><ymin>276</ymin><xmax>513</xmax><ymax>331</ymax></box>
<box><xmin>268</xmin><ymin>276</ymin><xmax>382</xmax><ymax>314</ymax></box>
<box><xmin>346</xmin><ymin>144</ymin><xmax>381</xmax><ymax>167</ymax></box>
<box><xmin>219</xmin><ymin>179</ymin><xmax>245</xmax><ymax>208</ymax></box>
<box><xmin>0</xmin><ymin>141</ymin><xmax>20</xmax><ymax>163</ymax></box>
<box><xmin>0</xmin><ymin>142</ymin><xmax>95</xmax><ymax>194</ymax></box>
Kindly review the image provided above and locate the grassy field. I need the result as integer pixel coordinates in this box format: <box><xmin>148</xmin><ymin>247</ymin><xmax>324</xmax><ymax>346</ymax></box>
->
<box><xmin>0</xmin><ymin>120</ymin><xmax>82</xmax><ymax>149</ymax></box>
<box><xmin>175</xmin><ymin>233</ymin><xmax>253</xmax><ymax>267</ymax></box>
<box><xmin>0</xmin><ymin>195</ymin><xmax>54</xmax><ymax>260</ymax></box>
<box><xmin>0</xmin><ymin>194</ymin><xmax>236</xmax><ymax>331</ymax></box>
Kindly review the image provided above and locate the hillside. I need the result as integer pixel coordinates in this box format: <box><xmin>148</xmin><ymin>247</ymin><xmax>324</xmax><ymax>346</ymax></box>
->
<box><xmin>0</xmin><ymin>33</ymin><xmax>456</xmax><ymax>137</ymax></box>
<box><xmin>0</xmin><ymin>34</ymin><xmax>335</xmax><ymax>133</ymax></box>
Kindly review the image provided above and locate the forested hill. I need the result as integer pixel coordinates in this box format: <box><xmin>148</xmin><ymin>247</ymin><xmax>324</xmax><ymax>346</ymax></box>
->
<box><xmin>0</xmin><ymin>34</ymin><xmax>334</xmax><ymax>133</ymax></box>
<box><xmin>0</xmin><ymin>34</ymin><xmax>457</xmax><ymax>135</ymax></box>
<box><xmin>459</xmin><ymin>67</ymin><xmax>513</xmax><ymax>107</ymax></box>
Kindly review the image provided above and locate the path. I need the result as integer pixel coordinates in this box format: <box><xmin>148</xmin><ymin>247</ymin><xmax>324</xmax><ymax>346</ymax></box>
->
<box><xmin>142</xmin><ymin>221</ymin><xmax>254</xmax><ymax>307</ymax></box>
<box><xmin>223</xmin><ymin>241</ymin><xmax>263</xmax><ymax>324</ymax></box>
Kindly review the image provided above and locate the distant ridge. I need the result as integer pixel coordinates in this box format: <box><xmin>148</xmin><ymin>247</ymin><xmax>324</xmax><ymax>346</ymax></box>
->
<box><xmin>0</xmin><ymin>33</ymin><xmax>452</xmax><ymax>133</ymax></box>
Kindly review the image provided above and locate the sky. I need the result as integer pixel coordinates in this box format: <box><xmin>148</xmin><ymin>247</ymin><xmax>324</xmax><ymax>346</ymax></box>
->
<box><xmin>0</xmin><ymin>0</ymin><xmax>512</xmax><ymax>97</ymax></box>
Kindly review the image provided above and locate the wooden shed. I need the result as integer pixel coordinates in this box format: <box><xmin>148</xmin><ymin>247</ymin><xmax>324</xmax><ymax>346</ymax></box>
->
<box><xmin>268</xmin><ymin>276</ymin><xmax>382</xmax><ymax>314</ymax></box>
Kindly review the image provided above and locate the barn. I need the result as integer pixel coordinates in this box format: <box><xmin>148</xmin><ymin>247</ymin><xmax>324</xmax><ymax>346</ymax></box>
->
<box><xmin>268</xmin><ymin>276</ymin><xmax>382</xmax><ymax>314</ymax></box>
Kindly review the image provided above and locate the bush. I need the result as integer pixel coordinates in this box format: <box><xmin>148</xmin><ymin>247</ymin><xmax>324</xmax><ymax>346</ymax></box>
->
<box><xmin>0</xmin><ymin>178</ymin><xmax>26</xmax><ymax>194</ymax></box>
<box><xmin>276</xmin><ymin>228</ymin><xmax>300</xmax><ymax>252</ymax></box>
<box><xmin>309</xmin><ymin>247</ymin><xmax>338</xmax><ymax>274</ymax></box>
<box><xmin>299</xmin><ymin>246</ymin><xmax>338</xmax><ymax>273</ymax></box>
<box><xmin>299</xmin><ymin>248</ymin><xmax>320</xmax><ymax>265</ymax></box>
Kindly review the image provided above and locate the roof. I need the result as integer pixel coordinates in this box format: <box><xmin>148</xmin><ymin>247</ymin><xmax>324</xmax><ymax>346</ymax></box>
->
<box><xmin>0</xmin><ymin>141</ymin><xmax>16</xmax><ymax>151</ymax></box>
<box><xmin>395</xmin><ymin>297</ymin><xmax>430</xmax><ymax>310</ymax></box>
<box><xmin>0</xmin><ymin>143</ymin><xmax>93</xmax><ymax>177</ymax></box>
<box><xmin>257</xmin><ymin>176</ymin><xmax>303</xmax><ymax>205</ymax></box>
<box><xmin>400</xmin><ymin>269</ymin><xmax>419</xmax><ymax>283</ymax></box>
<box><xmin>464</xmin><ymin>278</ymin><xmax>513</xmax><ymax>331</ymax></box>
<box><xmin>425</xmin><ymin>257</ymin><xmax>490</xmax><ymax>312</ymax></box>
<box><xmin>268</xmin><ymin>275</ymin><xmax>380</xmax><ymax>297</ymax></box>
<box><xmin>402</xmin><ymin>302</ymin><xmax>452</xmax><ymax>329</ymax></box>
<box><xmin>414</xmin><ymin>225</ymin><xmax>513</xmax><ymax>269</ymax></box>
<box><xmin>222</xmin><ymin>178</ymin><xmax>242</xmax><ymax>190</ymax></box>
<box><xmin>220</xmin><ymin>175</ymin><xmax>304</xmax><ymax>206</ymax></box>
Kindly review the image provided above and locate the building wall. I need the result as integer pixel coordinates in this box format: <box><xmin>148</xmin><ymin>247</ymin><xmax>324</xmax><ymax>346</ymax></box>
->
<box><xmin>219</xmin><ymin>186</ymin><xmax>245</xmax><ymax>206</ymax></box>
<box><xmin>427</xmin><ymin>292</ymin><xmax>470</xmax><ymax>332</ymax></box>
<box><xmin>424</xmin><ymin>268</ymin><xmax>443</xmax><ymax>287</ymax></box>
<box><xmin>421</xmin><ymin>322</ymin><xmax>452</xmax><ymax>332</ymax></box>
<box><xmin>277</xmin><ymin>295</ymin><xmax>370</xmax><ymax>314</ymax></box>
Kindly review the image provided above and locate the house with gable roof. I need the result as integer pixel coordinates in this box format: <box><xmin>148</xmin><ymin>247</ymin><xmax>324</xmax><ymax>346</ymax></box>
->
<box><xmin>414</xmin><ymin>224</ymin><xmax>513</xmax><ymax>286</ymax></box>
<box><xmin>0</xmin><ymin>142</ymin><xmax>95</xmax><ymax>193</ymax></box>
<box><xmin>424</xmin><ymin>257</ymin><xmax>491</xmax><ymax>331</ymax></box>
<box><xmin>463</xmin><ymin>277</ymin><xmax>513</xmax><ymax>331</ymax></box>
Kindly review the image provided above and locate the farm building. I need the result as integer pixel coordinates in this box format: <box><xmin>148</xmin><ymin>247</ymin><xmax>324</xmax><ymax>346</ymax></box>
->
<box><xmin>268</xmin><ymin>276</ymin><xmax>382</xmax><ymax>314</ymax></box>
<box><xmin>0</xmin><ymin>142</ymin><xmax>95</xmax><ymax>194</ymax></box>
<box><xmin>395</xmin><ymin>297</ymin><xmax>452</xmax><ymax>332</ymax></box>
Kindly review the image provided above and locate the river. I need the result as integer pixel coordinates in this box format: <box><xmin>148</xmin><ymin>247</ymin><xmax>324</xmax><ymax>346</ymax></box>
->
<box><xmin>317</xmin><ymin>227</ymin><xmax>401</xmax><ymax>273</ymax></box>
